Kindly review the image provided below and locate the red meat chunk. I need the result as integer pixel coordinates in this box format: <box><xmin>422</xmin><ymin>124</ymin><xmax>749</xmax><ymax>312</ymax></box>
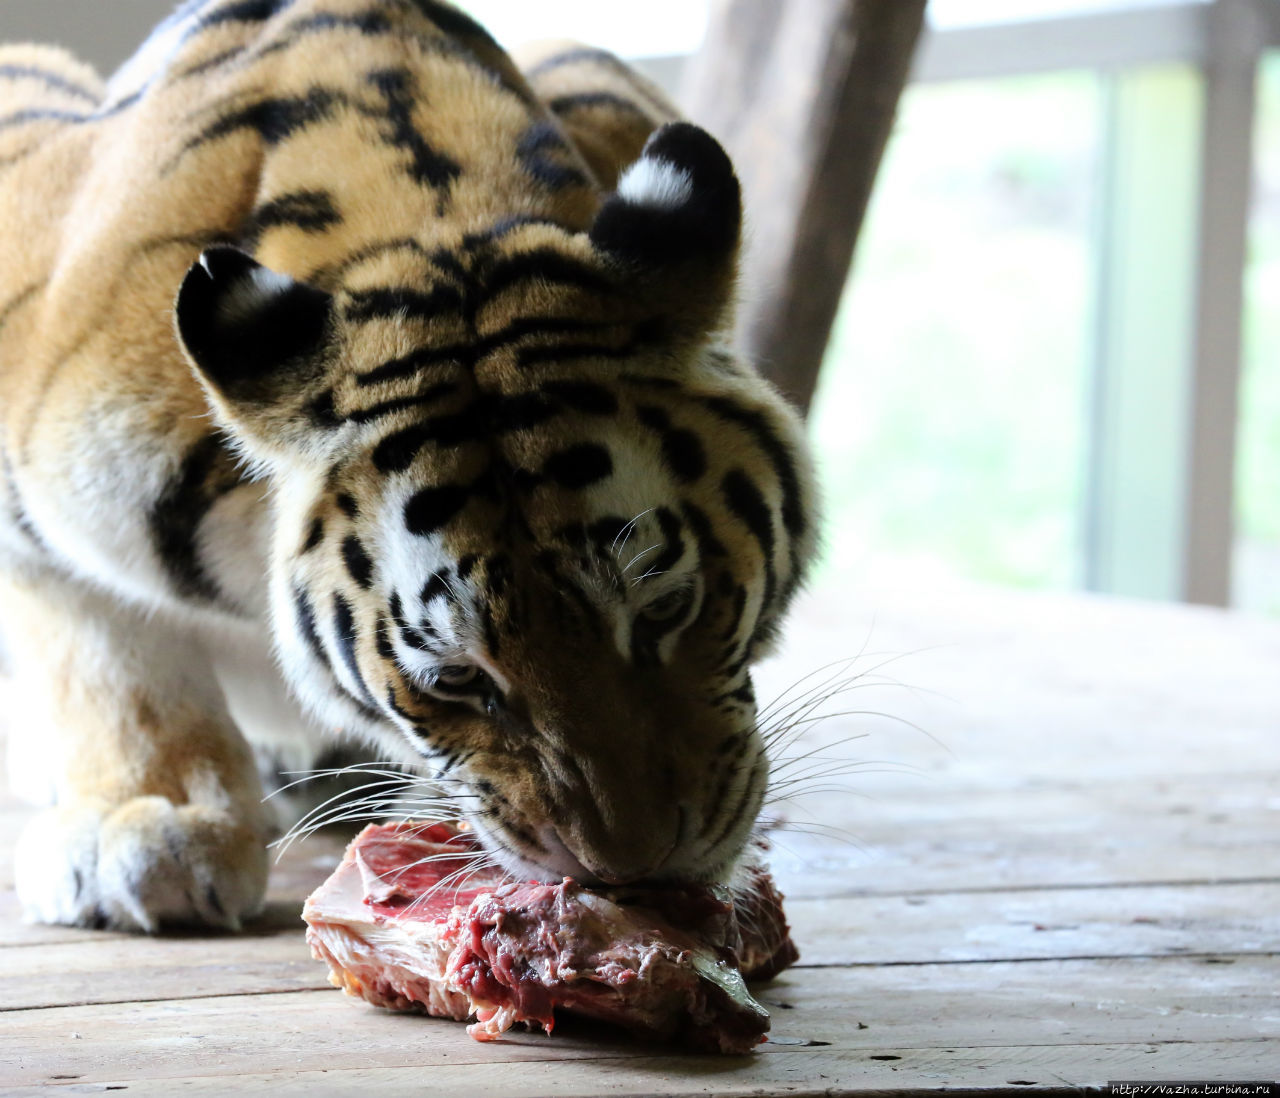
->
<box><xmin>303</xmin><ymin>821</ymin><xmax>798</xmax><ymax>1053</ymax></box>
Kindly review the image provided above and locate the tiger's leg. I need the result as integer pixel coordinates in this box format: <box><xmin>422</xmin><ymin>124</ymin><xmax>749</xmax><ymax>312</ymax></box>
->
<box><xmin>2</xmin><ymin>566</ymin><xmax>270</xmax><ymax>931</ymax></box>
<box><xmin>513</xmin><ymin>41</ymin><xmax>680</xmax><ymax>189</ymax></box>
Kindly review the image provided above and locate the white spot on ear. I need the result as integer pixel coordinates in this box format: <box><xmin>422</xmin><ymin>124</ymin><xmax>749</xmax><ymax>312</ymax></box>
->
<box><xmin>617</xmin><ymin>157</ymin><xmax>694</xmax><ymax>211</ymax></box>
<box><xmin>218</xmin><ymin>267</ymin><xmax>296</xmax><ymax>327</ymax></box>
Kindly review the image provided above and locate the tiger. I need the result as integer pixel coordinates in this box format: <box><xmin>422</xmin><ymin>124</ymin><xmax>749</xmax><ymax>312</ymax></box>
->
<box><xmin>0</xmin><ymin>0</ymin><xmax>817</xmax><ymax>932</ymax></box>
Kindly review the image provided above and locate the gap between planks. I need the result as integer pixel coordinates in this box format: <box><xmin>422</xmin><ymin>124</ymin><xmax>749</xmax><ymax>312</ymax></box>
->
<box><xmin>4</xmin><ymin>880</ymin><xmax>1277</xmax><ymax>1011</ymax></box>
<box><xmin>7</xmin><ymin>1042</ymin><xmax>1280</xmax><ymax>1097</ymax></box>
<box><xmin>5</xmin><ymin>957</ymin><xmax>1277</xmax><ymax>1088</ymax></box>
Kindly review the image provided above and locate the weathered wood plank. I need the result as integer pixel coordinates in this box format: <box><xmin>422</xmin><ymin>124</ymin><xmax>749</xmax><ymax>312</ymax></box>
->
<box><xmin>770</xmin><ymin>773</ymin><xmax>1280</xmax><ymax>899</ymax></box>
<box><xmin>753</xmin><ymin>583</ymin><xmax>1280</xmax><ymax>791</ymax></box>
<box><xmin>4</xmin><ymin>768</ymin><xmax>1275</xmax><ymax>940</ymax></box>
<box><xmin>0</xmin><ymin>928</ymin><xmax>325</xmax><ymax>1011</ymax></box>
<box><xmin>787</xmin><ymin>880</ymin><xmax>1280</xmax><ymax>966</ymax></box>
<box><xmin>4</xmin><ymin>876</ymin><xmax>1274</xmax><ymax>1011</ymax></box>
<box><xmin>5</xmin><ymin>957</ymin><xmax>1277</xmax><ymax>1089</ymax></box>
<box><xmin>682</xmin><ymin>0</ymin><xmax>928</xmax><ymax>412</ymax></box>
<box><xmin>4</xmin><ymin>580</ymin><xmax>1279</xmax><ymax>1093</ymax></box>
<box><xmin>13</xmin><ymin>1043</ymin><xmax>1280</xmax><ymax>1098</ymax></box>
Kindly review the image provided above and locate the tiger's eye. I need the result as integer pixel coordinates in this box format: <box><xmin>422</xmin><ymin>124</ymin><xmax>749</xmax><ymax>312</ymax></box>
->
<box><xmin>437</xmin><ymin>665</ymin><xmax>480</xmax><ymax>686</ymax></box>
<box><xmin>641</xmin><ymin>588</ymin><xmax>692</xmax><ymax>623</ymax></box>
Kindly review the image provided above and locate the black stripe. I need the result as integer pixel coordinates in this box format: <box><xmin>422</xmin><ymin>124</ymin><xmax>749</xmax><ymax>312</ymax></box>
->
<box><xmin>705</xmin><ymin>748</ymin><xmax>764</xmax><ymax>854</ymax></box>
<box><xmin>419</xmin><ymin>572</ymin><xmax>451</xmax><ymax>605</ymax></box>
<box><xmin>193</xmin><ymin>0</ymin><xmax>294</xmax><ymax>31</ymax></box>
<box><xmin>0</xmin><ymin>65</ymin><xmax>99</xmax><ymax>103</ymax></box>
<box><xmin>173</xmin><ymin>45</ymin><xmax>247</xmax><ymax>81</ymax></box>
<box><xmin>0</xmin><ymin>282</ymin><xmax>44</xmax><ymax>333</ymax></box>
<box><xmin>177</xmin><ymin>8</ymin><xmax>399</xmax><ymax>80</ymax></box>
<box><xmin>515</xmin><ymin>120</ymin><xmax>589</xmax><ymax>190</ymax></box>
<box><xmin>333</xmin><ymin>592</ymin><xmax>377</xmax><ymax>706</ymax></box>
<box><xmin>374</xmin><ymin>614</ymin><xmax>396</xmax><ymax>661</ymax></box>
<box><xmin>342</xmin><ymin>535</ymin><xmax>374</xmax><ymax>589</ymax></box>
<box><xmin>478</xmin><ymin>248</ymin><xmax>613</xmax><ymax>303</ymax></box>
<box><xmin>366</xmin><ymin>69</ymin><xmax>461</xmax><ymax>190</ymax></box>
<box><xmin>409</xmin><ymin>0</ymin><xmax>499</xmax><ymax>46</ymax></box>
<box><xmin>547</xmin><ymin>91</ymin><xmax>653</xmax><ymax>122</ymax></box>
<box><xmin>525</xmin><ymin>46</ymin><xmax>676</xmax><ymax>123</ymax></box>
<box><xmin>719</xmin><ymin>582</ymin><xmax>748</xmax><ymax>645</ymax></box>
<box><xmin>345</xmin><ymin>382</ymin><xmax>458</xmax><ymax>425</ymax></box>
<box><xmin>294</xmin><ymin>586</ymin><xmax>382</xmax><ymax>721</ymax></box>
<box><xmin>680</xmin><ymin>501</ymin><xmax>728</xmax><ymax>559</ymax></box>
<box><xmin>700</xmin><ymin>396</ymin><xmax>806</xmax><ymax>540</ymax></box>
<box><xmin>355</xmin><ymin>341</ymin><xmax>468</xmax><ymax>388</ymax></box>
<box><xmin>0</xmin><ymin>107</ymin><xmax>86</xmax><ymax>132</ymax></box>
<box><xmin>242</xmin><ymin>190</ymin><xmax>340</xmax><ymax>243</ymax></box>
<box><xmin>644</xmin><ymin>507</ymin><xmax>687</xmax><ymax>577</ymax></box>
<box><xmin>182</xmin><ymin>87</ymin><xmax>344</xmax><ymax>153</ymax></box>
<box><xmin>460</xmin><ymin>215</ymin><xmax>576</xmax><ymax>250</ymax></box>
<box><xmin>293</xmin><ymin>586</ymin><xmax>329</xmax><ymax>667</ymax></box>
<box><xmin>404</xmin><ymin>483</ymin><xmax>470</xmax><ymax>536</ymax></box>
<box><xmin>0</xmin><ymin>88</ymin><xmax>142</xmax><ymax>132</ymax></box>
<box><xmin>516</xmin><ymin>338</ymin><xmax>636</xmax><ymax>369</ymax></box>
<box><xmin>300</xmin><ymin>516</ymin><xmax>324</xmax><ymax>553</ymax></box>
<box><xmin>1</xmin><ymin>451</ymin><xmax>47</xmax><ymax>551</ymax></box>
<box><xmin>344</xmin><ymin>284</ymin><xmax>463</xmax><ymax>324</ymax></box>
<box><xmin>525</xmin><ymin>47</ymin><xmax>624</xmax><ymax>79</ymax></box>
<box><xmin>354</xmin><ymin>316</ymin><xmax>616</xmax><ymax>388</ymax></box>
<box><xmin>264</xmin><ymin>9</ymin><xmax>391</xmax><ymax>38</ymax></box>
<box><xmin>637</xmin><ymin>406</ymin><xmax>707</xmax><ymax>483</ymax></box>
<box><xmin>371</xmin><ymin>406</ymin><xmax>486</xmax><ymax>474</ymax></box>
<box><xmin>479</xmin><ymin>600</ymin><xmax>501</xmax><ymax>658</ymax></box>
<box><xmin>148</xmin><ymin>435</ymin><xmax>242</xmax><ymax>604</ymax></box>
<box><xmin>3</xmin><ymin>85</ymin><xmax>142</xmax><ymax>131</ymax></box>
<box><xmin>308</xmin><ymin>236</ymin><xmax>433</xmax><ymax>284</ymax></box>
<box><xmin>487</xmin><ymin>314</ymin><xmax>615</xmax><ymax>348</ymax></box>
<box><xmin>0</xmin><ymin>141</ymin><xmax>43</xmax><ymax>174</ymax></box>
<box><xmin>721</xmin><ymin>470</ymin><xmax>775</xmax><ymax>610</ymax></box>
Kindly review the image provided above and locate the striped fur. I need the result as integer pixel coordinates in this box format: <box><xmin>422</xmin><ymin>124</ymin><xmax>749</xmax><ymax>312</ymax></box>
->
<box><xmin>0</xmin><ymin>0</ymin><xmax>817</xmax><ymax>930</ymax></box>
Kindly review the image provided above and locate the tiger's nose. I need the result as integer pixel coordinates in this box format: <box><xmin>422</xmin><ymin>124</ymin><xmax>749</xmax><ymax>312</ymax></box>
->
<box><xmin>546</xmin><ymin>818</ymin><xmax>682</xmax><ymax>886</ymax></box>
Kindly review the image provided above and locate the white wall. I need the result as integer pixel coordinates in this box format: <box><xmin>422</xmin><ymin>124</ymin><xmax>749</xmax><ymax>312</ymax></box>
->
<box><xmin>1</xmin><ymin>1</ymin><xmax>176</xmax><ymax>75</ymax></box>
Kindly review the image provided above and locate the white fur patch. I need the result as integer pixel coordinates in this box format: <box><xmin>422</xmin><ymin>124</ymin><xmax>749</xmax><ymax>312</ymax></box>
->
<box><xmin>215</xmin><ymin>266</ymin><xmax>296</xmax><ymax>327</ymax></box>
<box><xmin>617</xmin><ymin>158</ymin><xmax>694</xmax><ymax>211</ymax></box>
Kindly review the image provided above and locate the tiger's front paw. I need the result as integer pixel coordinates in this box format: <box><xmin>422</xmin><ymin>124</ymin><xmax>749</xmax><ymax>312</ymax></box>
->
<box><xmin>15</xmin><ymin>797</ymin><xmax>269</xmax><ymax>932</ymax></box>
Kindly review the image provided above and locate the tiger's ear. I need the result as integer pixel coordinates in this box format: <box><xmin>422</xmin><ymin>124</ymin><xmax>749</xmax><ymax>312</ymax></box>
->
<box><xmin>175</xmin><ymin>246</ymin><xmax>343</xmax><ymax>470</ymax></box>
<box><xmin>589</xmin><ymin>122</ymin><xmax>741</xmax><ymax>331</ymax></box>
<box><xmin>175</xmin><ymin>245</ymin><xmax>333</xmax><ymax>399</ymax></box>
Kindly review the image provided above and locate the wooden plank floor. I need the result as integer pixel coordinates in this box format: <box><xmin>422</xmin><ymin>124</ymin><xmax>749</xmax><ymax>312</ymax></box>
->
<box><xmin>3</xmin><ymin>579</ymin><xmax>1278</xmax><ymax>1095</ymax></box>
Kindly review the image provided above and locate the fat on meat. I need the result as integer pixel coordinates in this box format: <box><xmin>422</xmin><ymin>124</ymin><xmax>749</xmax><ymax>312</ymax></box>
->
<box><xmin>303</xmin><ymin>821</ymin><xmax>799</xmax><ymax>1054</ymax></box>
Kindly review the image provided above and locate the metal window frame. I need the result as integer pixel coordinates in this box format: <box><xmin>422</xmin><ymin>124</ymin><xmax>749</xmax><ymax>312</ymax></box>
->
<box><xmin>650</xmin><ymin>0</ymin><xmax>1279</xmax><ymax>607</ymax></box>
<box><xmin>917</xmin><ymin>0</ymin><xmax>1276</xmax><ymax>606</ymax></box>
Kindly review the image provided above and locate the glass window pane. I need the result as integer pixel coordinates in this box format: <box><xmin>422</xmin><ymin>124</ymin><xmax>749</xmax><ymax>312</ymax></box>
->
<box><xmin>930</xmin><ymin>0</ymin><xmax>1209</xmax><ymax>30</ymax></box>
<box><xmin>1234</xmin><ymin>53</ymin><xmax>1280</xmax><ymax>616</ymax></box>
<box><xmin>809</xmin><ymin>74</ymin><xmax>1101</xmax><ymax>591</ymax></box>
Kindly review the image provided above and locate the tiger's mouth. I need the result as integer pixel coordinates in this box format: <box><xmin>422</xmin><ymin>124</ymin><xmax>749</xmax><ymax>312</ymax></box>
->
<box><xmin>463</xmin><ymin>803</ymin><xmax>734</xmax><ymax>889</ymax></box>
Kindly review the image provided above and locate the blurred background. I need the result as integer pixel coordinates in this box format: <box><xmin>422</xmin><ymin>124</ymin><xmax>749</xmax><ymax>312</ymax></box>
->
<box><xmin>6</xmin><ymin>0</ymin><xmax>1276</xmax><ymax>617</ymax></box>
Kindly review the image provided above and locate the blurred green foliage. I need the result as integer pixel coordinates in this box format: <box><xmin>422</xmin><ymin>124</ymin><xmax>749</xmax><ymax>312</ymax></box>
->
<box><xmin>809</xmin><ymin>74</ymin><xmax>1098</xmax><ymax>592</ymax></box>
<box><xmin>811</xmin><ymin>65</ymin><xmax>1280</xmax><ymax>614</ymax></box>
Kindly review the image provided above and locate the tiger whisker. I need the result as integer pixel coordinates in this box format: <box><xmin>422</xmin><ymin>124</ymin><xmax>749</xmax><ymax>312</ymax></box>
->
<box><xmin>611</xmin><ymin>507</ymin><xmax>653</xmax><ymax>556</ymax></box>
<box><xmin>620</xmin><ymin>542</ymin><xmax>662</xmax><ymax>576</ymax></box>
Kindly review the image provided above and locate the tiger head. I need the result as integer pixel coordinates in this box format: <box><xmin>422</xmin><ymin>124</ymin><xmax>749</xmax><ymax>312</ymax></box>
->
<box><xmin>175</xmin><ymin>123</ymin><xmax>817</xmax><ymax>885</ymax></box>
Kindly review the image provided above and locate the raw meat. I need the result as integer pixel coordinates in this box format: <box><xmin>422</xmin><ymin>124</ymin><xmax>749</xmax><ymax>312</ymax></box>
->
<box><xmin>303</xmin><ymin>821</ymin><xmax>799</xmax><ymax>1053</ymax></box>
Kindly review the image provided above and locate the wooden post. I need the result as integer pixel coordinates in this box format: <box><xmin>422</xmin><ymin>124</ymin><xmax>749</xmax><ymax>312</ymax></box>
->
<box><xmin>682</xmin><ymin>0</ymin><xmax>927</xmax><ymax>414</ymax></box>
